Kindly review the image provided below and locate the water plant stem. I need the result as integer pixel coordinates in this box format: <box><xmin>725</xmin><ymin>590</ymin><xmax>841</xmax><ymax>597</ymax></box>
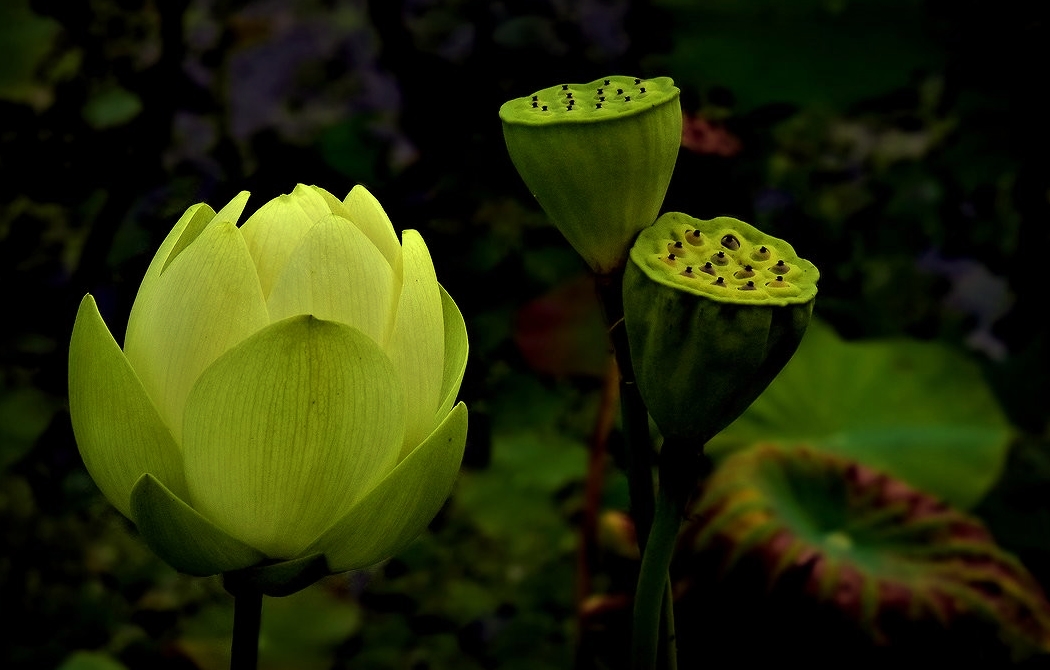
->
<box><xmin>595</xmin><ymin>270</ymin><xmax>675</xmax><ymax>669</ymax></box>
<box><xmin>594</xmin><ymin>272</ymin><xmax>655</xmax><ymax>545</ymax></box>
<box><xmin>632</xmin><ymin>477</ymin><xmax>683</xmax><ymax>670</ymax></box>
<box><xmin>661</xmin><ymin>576</ymin><xmax>678</xmax><ymax>670</ymax></box>
<box><xmin>230</xmin><ymin>588</ymin><xmax>262</xmax><ymax>670</ymax></box>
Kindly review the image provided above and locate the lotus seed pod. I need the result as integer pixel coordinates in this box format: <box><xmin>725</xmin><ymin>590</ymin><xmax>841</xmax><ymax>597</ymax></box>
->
<box><xmin>500</xmin><ymin>76</ymin><xmax>682</xmax><ymax>275</ymax></box>
<box><xmin>623</xmin><ymin>212</ymin><xmax>818</xmax><ymax>444</ymax></box>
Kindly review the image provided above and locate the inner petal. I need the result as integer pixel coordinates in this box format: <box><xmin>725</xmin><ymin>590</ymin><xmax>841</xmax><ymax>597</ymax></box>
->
<box><xmin>267</xmin><ymin>214</ymin><xmax>397</xmax><ymax>345</ymax></box>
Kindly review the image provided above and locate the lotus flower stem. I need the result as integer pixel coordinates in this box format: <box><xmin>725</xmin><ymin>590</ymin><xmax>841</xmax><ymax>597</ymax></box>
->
<box><xmin>229</xmin><ymin>585</ymin><xmax>262</xmax><ymax>670</ymax></box>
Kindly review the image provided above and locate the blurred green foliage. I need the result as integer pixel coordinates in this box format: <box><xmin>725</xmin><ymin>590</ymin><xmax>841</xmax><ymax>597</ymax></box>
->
<box><xmin>2</xmin><ymin>0</ymin><xmax>1049</xmax><ymax>668</ymax></box>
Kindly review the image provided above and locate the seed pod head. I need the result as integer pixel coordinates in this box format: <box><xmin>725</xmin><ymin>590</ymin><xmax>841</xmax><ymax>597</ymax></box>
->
<box><xmin>623</xmin><ymin>212</ymin><xmax>818</xmax><ymax>444</ymax></box>
<box><xmin>500</xmin><ymin>76</ymin><xmax>682</xmax><ymax>275</ymax></box>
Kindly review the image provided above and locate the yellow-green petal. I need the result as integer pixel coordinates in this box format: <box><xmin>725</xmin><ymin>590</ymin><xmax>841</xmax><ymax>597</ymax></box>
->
<box><xmin>182</xmin><ymin>316</ymin><xmax>406</xmax><ymax>559</ymax></box>
<box><xmin>307</xmin><ymin>185</ymin><xmax>353</xmax><ymax>220</ymax></box>
<box><xmin>210</xmin><ymin>190</ymin><xmax>251</xmax><ymax>225</ymax></box>
<box><xmin>343</xmin><ymin>185</ymin><xmax>401</xmax><ymax>273</ymax></box>
<box><xmin>386</xmin><ymin>229</ymin><xmax>445</xmax><ymax>458</ymax></box>
<box><xmin>130</xmin><ymin>473</ymin><xmax>265</xmax><ymax>576</ymax></box>
<box><xmin>435</xmin><ymin>285</ymin><xmax>468</xmax><ymax>423</ymax></box>
<box><xmin>224</xmin><ymin>553</ymin><xmax>330</xmax><ymax>597</ymax></box>
<box><xmin>240</xmin><ymin>185</ymin><xmax>328</xmax><ymax>299</ymax></box>
<box><xmin>267</xmin><ymin>214</ymin><xmax>397</xmax><ymax>345</ymax></box>
<box><xmin>123</xmin><ymin>222</ymin><xmax>269</xmax><ymax>443</ymax></box>
<box><xmin>307</xmin><ymin>401</ymin><xmax>467</xmax><ymax>573</ymax></box>
<box><xmin>69</xmin><ymin>295</ymin><xmax>187</xmax><ymax>518</ymax></box>
<box><xmin>125</xmin><ymin>203</ymin><xmax>214</xmax><ymax>345</ymax></box>
<box><xmin>288</xmin><ymin>182</ymin><xmax>333</xmax><ymax>221</ymax></box>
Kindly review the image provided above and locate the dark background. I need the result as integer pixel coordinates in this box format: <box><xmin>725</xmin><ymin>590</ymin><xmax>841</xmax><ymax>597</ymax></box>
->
<box><xmin>3</xmin><ymin>0</ymin><xmax>1050</xmax><ymax>668</ymax></box>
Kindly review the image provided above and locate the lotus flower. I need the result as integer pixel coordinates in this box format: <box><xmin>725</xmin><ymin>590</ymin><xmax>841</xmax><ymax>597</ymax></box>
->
<box><xmin>68</xmin><ymin>184</ymin><xmax>468</xmax><ymax>593</ymax></box>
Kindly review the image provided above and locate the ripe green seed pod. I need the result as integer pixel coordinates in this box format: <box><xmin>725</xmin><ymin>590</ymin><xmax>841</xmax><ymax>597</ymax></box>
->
<box><xmin>499</xmin><ymin>75</ymin><xmax>682</xmax><ymax>275</ymax></box>
<box><xmin>623</xmin><ymin>212</ymin><xmax>819</xmax><ymax>445</ymax></box>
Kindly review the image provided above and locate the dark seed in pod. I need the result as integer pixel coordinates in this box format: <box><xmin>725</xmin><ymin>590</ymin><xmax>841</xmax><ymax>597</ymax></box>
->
<box><xmin>720</xmin><ymin>234</ymin><xmax>741</xmax><ymax>251</ymax></box>
<box><xmin>751</xmin><ymin>245</ymin><xmax>771</xmax><ymax>261</ymax></box>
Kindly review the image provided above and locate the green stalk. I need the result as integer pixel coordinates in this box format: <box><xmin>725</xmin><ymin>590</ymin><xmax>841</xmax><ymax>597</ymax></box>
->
<box><xmin>596</xmin><ymin>270</ymin><xmax>676</xmax><ymax>670</ymax></box>
<box><xmin>227</xmin><ymin>581</ymin><xmax>262</xmax><ymax>670</ymax></box>
<box><xmin>661</xmin><ymin>578</ymin><xmax>678</xmax><ymax>670</ymax></box>
<box><xmin>595</xmin><ymin>271</ymin><xmax>655</xmax><ymax>546</ymax></box>
<box><xmin>631</xmin><ymin>478</ymin><xmax>683</xmax><ymax>670</ymax></box>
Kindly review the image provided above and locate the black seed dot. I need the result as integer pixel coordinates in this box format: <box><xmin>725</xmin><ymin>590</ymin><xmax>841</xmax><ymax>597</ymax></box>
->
<box><xmin>542</xmin><ymin>105</ymin><xmax>548</xmax><ymax>111</ymax></box>
<box><xmin>617</xmin><ymin>88</ymin><xmax>623</xmax><ymax>95</ymax></box>
<box><xmin>634</xmin><ymin>78</ymin><xmax>641</xmax><ymax>84</ymax></box>
<box><xmin>674</xmin><ymin>241</ymin><xmax>683</xmax><ymax>249</ymax></box>
<box><xmin>532</xmin><ymin>95</ymin><xmax>538</xmax><ymax>101</ymax></box>
<box><xmin>744</xmin><ymin>265</ymin><xmax>752</xmax><ymax>271</ymax></box>
<box><xmin>700</xmin><ymin>262</ymin><xmax>716</xmax><ymax>276</ymax></box>
<box><xmin>720</xmin><ymin>234</ymin><xmax>740</xmax><ymax>250</ymax></box>
<box><xmin>713</xmin><ymin>277</ymin><xmax>725</xmax><ymax>285</ymax></box>
<box><xmin>685</xmin><ymin>266</ymin><xmax>693</xmax><ymax>272</ymax></box>
<box><xmin>567</xmin><ymin>105</ymin><xmax>573</xmax><ymax>111</ymax></box>
<box><xmin>667</xmin><ymin>253</ymin><xmax>676</xmax><ymax>260</ymax></box>
<box><xmin>692</xmin><ymin>230</ymin><xmax>701</xmax><ymax>238</ymax></box>
<box><xmin>775</xmin><ymin>276</ymin><xmax>784</xmax><ymax>281</ymax></box>
<box><xmin>566</xmin><ymin>92</ymin><xmax>573</xmax><ymax>98</ymax></box>
<box><xmin>562</xmin><ymin>84</ymin><xmax>569</xmax><ymax>90</ymax></box>
<box><xmin>625</xmin><ymin>96</ymin><xmax>631</xmax><ymax>101</ymax></box>
<box><xmin>596</xmin><ymin>103</ymin><xmax>602</xmax><ymax>109</ymax></box>
<box><xmin>532</xmin><ymin>101</ymin><xmax>538</xmax><ymax>108</ymax></box>
<box><xmin>597</xmin><ymin>88</ymin><xmax>604</xmax><ymax>95</ymax></box>
<box><xmin>717</xmin><ymin>251</ymin><xmax>725</xmax><ymax>258</ymax></box>
<box><xmin>599</xmin><ymin>96</ymin><xmax>605</xmax><ymax>102</ymax></box>
<box><xmin>639</xmin><ymin>87</ymin><xmax>646</xmax><ymax>93</ymax></box>
<box><xmin>604</xmin><ymin>79</ymin><xmax>611</xmax><ymax>86</ymax></box>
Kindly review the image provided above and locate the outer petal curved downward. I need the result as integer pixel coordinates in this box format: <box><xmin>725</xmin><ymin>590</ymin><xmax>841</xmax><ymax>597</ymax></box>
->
<box><xmin>386</xmin><ymin>230</ymin><xmax>445</xmax><ymax>458</ymax></box>
<box><xmin>130</xmin><ymin>473</ymin><xmax>265</xmax><ymax>576</ymax></box>
<box><xmin>182</xmin><ymin>315</ymin><xmax>406</xmax><ymax>559</ymax></box>
<box><xmin>69</xmin><ymin>295</ymin><xmax>187</xmax><ymax>518</ymax></box>
<box><xmin>123</xmin><ymin>222</ymin><xmax>269</xmax><ymax>443</ymax></box>
<box><xmin>306</xmin><ymin>401</ymin><xmax>468</xmax><ymax>573</ymax></box>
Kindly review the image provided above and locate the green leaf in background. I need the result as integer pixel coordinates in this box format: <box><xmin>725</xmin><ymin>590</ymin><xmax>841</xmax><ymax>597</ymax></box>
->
<box><xmin>680</xmin><ymin>444</ymin><xmax>1050</xmax><ymax>662</ymax></box>
<box><xmin>0</xmin><ymin>0</ymin><xmax>61</xmax><ymax>108</ymax></box>
<box><xmin>654</xmin><ymin>0</ymin><xmax>945</xmax><ymax>113</ymax></box>
<box><xmin>708</xmin><ymin>319</ymin><xmax>1013</xmax><ymax>509</ymax></box>
<box><xmin>455</xmin><ymin>374</ymin><xmax>588</xmax><ymax>555</ymax></box>
<box><xmin>0</xmin><ymin>386</ymin><xmax>60</xmax><ymax>471</ymax></box>
<box><xmin>82</xmin><ymin>85</ymin><xmax>143</xmax><ymax>130</ymax></box>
